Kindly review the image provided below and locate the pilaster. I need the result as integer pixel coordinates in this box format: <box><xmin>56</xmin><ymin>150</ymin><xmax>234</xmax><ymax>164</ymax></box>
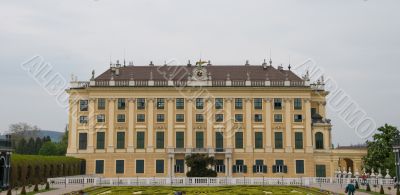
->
<box><xmin>107</xmin><ymin>98</ymin><xmax>115</xmax><ymax>153</ymax></box>
<box><xmin>127</xmin><ymin>98</ymin><xmax>136</xmax><ymax>152</ymax></box>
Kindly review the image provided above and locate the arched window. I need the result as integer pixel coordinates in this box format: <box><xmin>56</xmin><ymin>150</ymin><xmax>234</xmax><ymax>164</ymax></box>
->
<box><xmin>315</xmin><ymin>132</ymin><xmax>324</xmax><ymax>149</ymax></box>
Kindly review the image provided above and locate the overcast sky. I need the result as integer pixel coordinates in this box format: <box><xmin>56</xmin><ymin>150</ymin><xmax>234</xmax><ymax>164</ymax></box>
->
<box><xmin>0</xmin><ymin>0</ymin><xmax>399</xmax><ymax>145</ymax></box>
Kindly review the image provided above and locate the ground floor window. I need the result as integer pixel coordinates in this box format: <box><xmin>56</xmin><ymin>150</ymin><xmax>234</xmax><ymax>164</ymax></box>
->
<box><xmin>233</xmin><ymin>160</ymin><xmax>247</xmax><ymax>173</ymax></box>
<box><xmin>95</xmin><ymin>160</ymin><xmax>104</xmax><ymax>174</ymax></box>
<box><xmin>272</xmin><ymin>160</ymin><xmax>287</xmax><ymax>173</ymax></box>
<box><xmin>136</xmin><ymin>160</ymin><xmax>144</xmax><ymax>173</ymax></box>
<box><xmin>156</xmin><ymin>160</ymin><xmax>164</xmax><ymax>173</ymax></box>
<box><xmin>315</xmin><ymin>165</ymin><xmax>326</xmax><ymax>177</ymax></box>
<box><xmin>175</xmin><ymin>159</ymin><xmax>185</xmax><ymax>173</ymax></box>
<box><xmin>253</xmin><ymin>160</ymin><xmax>267</xmax><ymax>173</ymax></box>
<box><xmin>116</xmin><ymin>160</ymin><xmax>124</xmax><ymax>174</ymax></box>
<box><xmin>295</xmin><ymin>160</ymin><xmax>304</xmax><ymax>174</ymax></box>
<box><xmin>215</xmin><ymin>160</ymin><xmax>225</xmax><ymax>173</ymax></box>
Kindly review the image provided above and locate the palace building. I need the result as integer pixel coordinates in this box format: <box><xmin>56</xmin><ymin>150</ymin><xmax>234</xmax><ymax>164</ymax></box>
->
<box><xmin>66</xmin><ymin>60</ymin><xmax>366</xmax><ymax>178</ymax></box>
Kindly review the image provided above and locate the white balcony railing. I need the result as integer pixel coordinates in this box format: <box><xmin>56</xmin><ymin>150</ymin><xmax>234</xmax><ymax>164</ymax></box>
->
<box><xmin>48</xmin><ymin>176</ymin><xmax>395</xmax><ymax>187</ymax></box>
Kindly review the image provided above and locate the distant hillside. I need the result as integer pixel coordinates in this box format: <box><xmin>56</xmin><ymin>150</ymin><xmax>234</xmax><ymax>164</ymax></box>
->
<box><xmin>37</xmin><ymin>130</ymin><xmax>64</xmax><ymax>142</ymax></box>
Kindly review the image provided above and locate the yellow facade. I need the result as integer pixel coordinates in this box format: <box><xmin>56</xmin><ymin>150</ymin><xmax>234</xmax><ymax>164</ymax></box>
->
<box><xmin>66</xmin><ymin>63</ymin><xmax>366</xmax><ymax>178</ymax></box>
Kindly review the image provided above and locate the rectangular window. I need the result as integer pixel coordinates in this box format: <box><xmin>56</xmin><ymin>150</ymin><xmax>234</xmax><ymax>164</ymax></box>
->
<box><xmin>215</xmin><ymin>98</ymin><xmax>224</xmax><ymax>109</ymax></box>
<box><xmin>137</xmin><ymin>114</ymin><xmax>145</xmax><ymax>122</ymax></box>
<box><xmin>294</xmin><ymin>114</ymin><xmax>303</xmax><ymax>122</ymax></box>
<box><xmin>136</xmin><ymin>160</ymin><xmax>144</xmax><ymax>173</ymax></box>
<box><xmin>274</xmin><ymin>132</ymin><xmax>283</xmax><ymax>149</ymax></box>
<box><xmin>97</xmin><ymin>98</ymin><xmax>106</xmax><ymax>110</ymax></box>
<box><xmin>274</xmin><ymin>98</ymin><xmax>282</xmax><ymax>110</ymax></box>
<box><xmin>79</xmin><ymin>116</ymin><xmax>88</xmax><ymax>124</ymax></box>
<box><xmin>117</xmin><ymin>114</ymin><xmax>125</xmax><ymax>123</ymax></box>
<box><xmin>215</xmin><ymin>132</ymin><xmax>224</xmax><ymax>151</ymax></box>
<box><xmin>235</xmin><ymin>132</ymin><xmax>243</xmax><ymax>149</ymax></box>
<box><xmin>156</xmin><ymin>132</ymin><xmax>164</xmax><ymax>149</ymax></box>
<box><xmin>176</xmin><ymin>114</ymin><xmax>184</xmax><ymax>122</ymax></box>
<box><xmin>176</xmin><ymin>98</ymin><xmax>184</xmax><ymax>109</ymax></box>
<box><xmin>235</xmin><ymin>98</ymin><xmax>243</xmax><ymax>109</ymax></box>
<box><xmin>96</xmin><ymin>132</ymin><xmax>105</xmax><ymax>149</ymax></box>
<box><xmin>215</xmin><ymin>160</ymin><xmax>225</xmax><ymax>173</ymax></box>
<box><xmin>176</xmin><ymin>132</ymin><xmax>184</xmax><ymax>148</ymax></box>
<box><xmin>156</xmin><ymin>114</ymin><xmax>165</xmax><ymax>122</ymax></box>
<box><xmin>97</xmin><ymin>114</ymin><xmax>105</xmax><ymax>123</ymax></box>
<box><xmin>235</xmin><ymin>114</ymin><xmax>243</xmax><ymax>122</ymax></box>
<box><xmin>255</xmin><ymin>132</ymin><xmax>263</xmax><ymax>149</ymax></box>
<box><xmin>195</xmin><ymin>114</ymin><xmax>204</xmax><ymax>122</ymax></box>
<box><xmin>116</xmin><ymin>160</ymin><xmax>124</xmax><ymax>174</ymax></box>
<box><xmin>233</xmin><ymin>160</ymin><xmax>247</xmax><ymax>173</ymax></box>
<box><xmin>253</xmin><ymin>160</ymin><xmax>266</xmax><ymax>173</ymax></box>
<box><xmin>117</xmin><ymin>98</ymin><xmax>126</xmax><ymax>110</ymax></box>
<box><xmin>156</xmin><ymin>160</ymin><xmax>164</xmax><ymax>173</ymax></box>
<box><xmin>175</xmin><ymin>159</ymin><xmax>185</xmax><ymax>173</ymax></box>
<box><xmin>79</xmin><ymin>133</ymin><xmax>87</xmax><ymax>150</ymax></box>
<box><xmin>273</xmin><ymin>160</ymin><xmax>287</xmax><ymax>173</ymax></box>
<box><xmin>116</xmin><ymin>132</ymin><xmax>125</xmax><ymax>149</ymax></box>
<box><xmin>80</xmin><ymin>100</ymin><xmax>88</xmax><ymax>111</ymax></box>
<box><xmin>196</xmin><ymin>98</ymin><xmax>204</xmax><ymax>109</ymax></box>
<box><xmin>315</xmin><ymin>165</ymin><xmax>326</xmax><ymax>177</ymax></box>
<box><xmin>95</xmin><ymin>160</ymin><xmax>104</xmax><ymax>174</ymax></box>
<box><xmin>195</xmin><ymin>131</ymin><xmax>204</xmax><ymax>149</ymax></box>
<box><xmin>136</xmin><ymin>132</ymin><xmax>145</xmax><ymax>149</ymax></box>
<box><xmin>157</xmin><ymin>98</ymin><xmax>165</xmax><ymax>109</ymax></box>
<box><xmin>254</xmin><ymin>98</ymin><xmax>263</xmax><ymax>109</ymax></box>
<box><xmin>296</xmin><ymin>160</ymin><xmax>304</xmax><ymax>174</ymax></box>
<box><xmin>254</xmin><ymin>114</ymin><xmax>263</xmax><ymax>122</ymax></box>
<box><xmin>295</xmin><ymin>132</ymin><xmax>303</xmax><ymax>149</ymax></box>
<box><xmin>274</xmin><ymin>114</ymin><xmax>283</xmax><ymax>122</ymax></box>
<box><xmin>137</xmin><ymin>98</ymin><xmax>146</xmax><ymax>110</ymax></box>
<box><xmin>215</xmin><ymin>114</ymin><xmax>224</xmax><ymax>122</ymax></box>
<box><xmin>294</xmin><ymin>98</ymin><xmax>302</xmax><ymax>110</ymax></box>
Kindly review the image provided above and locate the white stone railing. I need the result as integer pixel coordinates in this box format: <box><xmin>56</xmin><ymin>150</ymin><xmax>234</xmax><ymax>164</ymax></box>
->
<box><xmin>70</xmin><ymin>79</ymin><xmax>312</xmax><ymax>89</ymax></box>
<box><xmin>48</xmin><ymin>176</ymin><xmax>395</xmax><ymax>187</ymax></box>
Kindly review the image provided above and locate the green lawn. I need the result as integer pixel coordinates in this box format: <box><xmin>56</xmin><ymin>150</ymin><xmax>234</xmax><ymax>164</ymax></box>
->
<box><xmin>83</xmin><ymin>186</ymin><xmax>333</xmax><ymax>195</ymax></box>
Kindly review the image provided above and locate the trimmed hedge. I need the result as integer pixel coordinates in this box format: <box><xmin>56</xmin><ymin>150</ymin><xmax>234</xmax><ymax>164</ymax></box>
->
<box><xmin>10</xmin><ymin>154</ymin><xmax>84</xmax><ymax>187</ymax></box>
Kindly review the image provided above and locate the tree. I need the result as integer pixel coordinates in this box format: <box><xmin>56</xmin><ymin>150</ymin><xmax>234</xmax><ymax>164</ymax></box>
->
<box><xmin>27</xmin><ymin>138</ymin><xmax>35</xmax><ymax>154</ymax></box>
<box><xmin>185</xmin><ymin>154</ymin><xmax>217</xmax><ymax>177</ymax></box>
<box><xmin>16</xmin><ymin>138</ymin><xmax>27</xmax><ymax>154</ymax></box>
<box><xmin>39</xmin><ymin>142</ymin><xmax>58</xmax><ymax>156</ymax></box>
<box><xmin>9</xmin><ymin>122</ymin><xmax>39</xmax><ymax>142</ymax></box>
<box><xmin>363</xmin><ymin>124</ymin><xmax>399</xmax><ymax>177</ymax></box>
<box><xmin>380</xmin><ymin>185</ymin><xmax>384</xmax><ymax>194</ymax></box>
<box><xmin>35</xmin><ymin>137</ymin><xmax>43</xmax><ymax>154</ymax></box>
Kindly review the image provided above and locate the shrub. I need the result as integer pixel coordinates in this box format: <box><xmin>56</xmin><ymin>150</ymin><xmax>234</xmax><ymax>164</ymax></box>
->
<box><xmin>380</xmin><ymin>185</ymin><xmax>384</xmax><ymax>194</ymax></box>
<box><xmin>34</xmin><ymin>183</ymin><xmax>39</xmax><ymax>192</ymax></box>
<box><xmin>45</xmin><ymin>182</ymin><xmax>50</xmax><ymax>190</ymax></box>
<box><xmin>355</xmin><ymin>181</ymin><xmax>359</xmax><ymax>189</ymax></box>
<box><xmin>20</xmin><ymin>186</ymin><xmax>26</xmax><ymax>195</ymax></box>
<box><xmin>6</xmin><ymin>189</ymin><xmax>11</xmax><ymax>195</ymax></box>
<box><xmin>366</xmin><ymin>183</ymin><xmax>371</xmax><ymax>192</ymax></box>
<box><xmin>10</xmin><ymin>154</ymin><xmax>84</xmax><ymax>186</ymax></box>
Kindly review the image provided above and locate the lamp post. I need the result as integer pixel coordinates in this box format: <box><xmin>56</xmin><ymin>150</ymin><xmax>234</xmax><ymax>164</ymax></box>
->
<box><xmin>392</xmin><ymin>134</ymin><xmax>400</xmax><ymax>191</ymax></box>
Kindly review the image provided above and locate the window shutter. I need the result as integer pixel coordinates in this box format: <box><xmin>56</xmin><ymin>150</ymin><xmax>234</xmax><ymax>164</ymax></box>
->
<box><xmin>243</xmin><ymin>165</ymin><xmax>247</xmax><ymax>173</ymax></box>
<box><xmin>283</xmin><ymin>165</ymin><xmax>288</xmax><ymax>173</ymax></box>
<box><xmin>272</xmin><ymin>165</ymin><xmax>277</xmax><ymax>173</ymax></box>
<box><xmin>232</xmin><ymin>165</ymin><xmax>237</xmax><ymax>173</ymax></box>
<box><xmin>263</xmin><ymin>165</ymin><xmax>267</xmax><ymax>173</ymax></box>
<box><xmin>253</xmin><ymin>165</ymin><xmax>257</xmax><ymax>173</ymax></box>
